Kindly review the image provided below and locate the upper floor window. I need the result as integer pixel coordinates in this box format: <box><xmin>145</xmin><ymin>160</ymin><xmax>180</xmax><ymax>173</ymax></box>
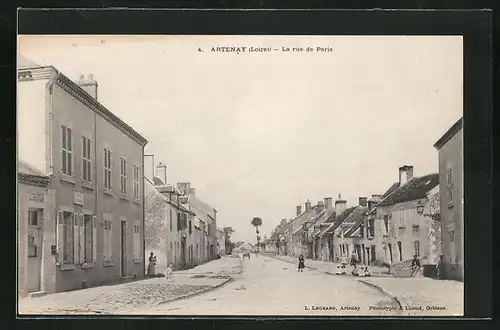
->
<box><xmin>82</xmin><ymin>136</ymin><xmax>92</xmax><ymax>183</ymax></box>
<box><xmin>104</xmin><ymin>148</ymin><xmax>112</xmax><ymax>190</ymax></box>
<box><xmin>399</xmin><ymin>209</ymin><xmax>405</xmax><ymax>228</ymax></box>
<box><xmin>133</xmin><ymin>164</ymin><xmax>140</xmax><ymax>200</ymax></box>
<box><xmin>446</xmin><ymin>164</ymin><xmax>454</xmax><ymax>202</ymax></box>
<box><xmin>61</xmin><ymin>125</ymin><xmax>73</xmax><ymax>176</ymax></box>
<box><xmin>383</xmin><ymin>215</ymin><xmax>389</xmax><ymax>234</ymax></box>
<box><xmin>169</xmin><ymin>209</ymin><xmax>173</xmax><ymax>231</ymax></box>
<box><xmin>120</xmin><ymin>157</ymin><xmax>127</xmax><ymax>195</ymax></box>
<box><xmin>414</xmin><ymin>240</ymin><xmax>420</xmax><ymax>258</ymax></box>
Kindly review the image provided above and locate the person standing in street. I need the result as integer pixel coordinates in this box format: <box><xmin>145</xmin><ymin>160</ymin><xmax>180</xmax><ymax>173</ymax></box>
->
<box><xmin>147</xmin><ymin>252</ymin><xmax>157</xmax><ymax>277</ymax></box>
<box><xmin>436</xmin><ymin>255</ymin><xmax>446</xmax><ymax>279</ymax></box>
<box><xmin>298</xmin><ymin>254</ymin><xmax>305</xmax><ymax>272</ymax></box>
<box><xmin>411</xmin><ymin>254</ymin><xmax>421</xmax><ymax>277</ymax></box>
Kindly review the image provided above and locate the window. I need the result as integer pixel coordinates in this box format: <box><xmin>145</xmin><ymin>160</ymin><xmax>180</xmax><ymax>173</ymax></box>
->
<box><xmin>28</xmin><ymin>234</ymin><xmax>37</xmax><ymax>257</ymax></box>
<box><xmin>84</xmin><ymin>214</ymin><xmax>93</xmax><ymax>262</ymax></box>
<box><xmin>368</xmin><ymin>219</ymin><xmax>375</xmax><ymax>237</ymax></box>
<box><xmin>189</xmin><ymin>220</ymin><xmax>192</xmax><ymax>234</ymax></box>
<box><xmin>414</xmin><ymin>240</ymin><xmax>420</xmax><ymax>258</ymax></box>
<box><xmin>61</xmin><ymin>125</ymin><xmax>73</xmax><ymax>176</ymax></box>
<box><xmin>447</xmin><ymin>165</ymin><xmax>454</xmax><ymax>203</ymax></box>
<box><xmin>412</xmin><ymin>225</ymin><xmax>420</xmax><ymax>235</ymax></box>
<box><xmin>133</xmin><ymin>164</ymin><xmax>140</xmax><ymax>200</ymax></box>
<box><xmin>104</xmin><ymin>148</ymin><xmax>112</xmax><ymax>190</ymax></box>
<box><xmin>169</xmin><ymin>209</ymin><xmax>173</xmax><ymax>231</ymax></box>
<box><xmin>449</xmin><ymin>230</ymin><xmax>455</xmax><ymax>242</ymax></box>
<box><xmin>103</xmin><ymin>214</ymin><xmax>113</xmax><ymax>260</ymax></box>
<box><xmin>383</xmin><ymin>215</ymin><xmax>389</xmax><ymax>234</ymax></box>
<box><xmin>133</xmin><ymin>220</ymin><xmax>140</xmax><ymax>260</ymax></box>
<box><xmin>28</xmin><ymin>209</ymin><xmax>42</xmax><ymax>226</ymax></box>
<box><xmin>399</xmin><ymin>209</ymin><xmax>405</xmax><ymax>227</ymax></box>
<box><xmin>62</xmin><ymin>211</ymin><xmax>74</xmax><ymax>263</ymax></box>
<box><xmin>82</xmin><ymin>136</ymin><xmax>92</xmax><ymax>183</ymax></box>
<box><xmin>120</xmin><ymin>157</ymin><xmax>127</xmax><ymax>195</ymax></box>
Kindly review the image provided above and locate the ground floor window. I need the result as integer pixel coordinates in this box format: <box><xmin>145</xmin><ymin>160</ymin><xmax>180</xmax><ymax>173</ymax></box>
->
<box><xmin>61</xmin><ymin>211</ymin><xmax>74</xmax><ymax>263</ymax></box>
<box><xmin>84</xmin><ymin>214</ymin><xmax>93</xmax><ymax>262</ymax></box>
<box><xmin>414</xmin><ymin>240</ymin><xmax>420</xmax><ymax>258</ymax></box>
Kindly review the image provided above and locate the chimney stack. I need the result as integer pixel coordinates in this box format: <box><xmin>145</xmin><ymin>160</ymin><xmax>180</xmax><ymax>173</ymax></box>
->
<box><xmin>156</xmin><ymin>162</ymin><xmax>167</xmax><ymax>185</ymax></box>
<box><xmin>335</xmin><ymin>193</ymin><xmax>346</xmax><ymax>214</ymax></box>
<box><xmin>305</xmin><ymin>199</ymin><xmax>312</xmax><ymax>212</ymax></box>
<box><xmin>324</xmin><ymin>197</ymin><xmax>333</xmax><ymax>211</ymax></box>
<box><xmin>358</xmin><ymin>197</ymin><xmax>368</xmax><ymax>207</ymax></box>
<box><xmin>177</xmin><ymin>182</ymin><xmax>192</xmax><ymax>195</ymax></box>
<box><xmin>296</xmin><ymin>206</ymin><xmax>302</xmax><ymax>216</ymax></box>
<box><xmin>77</xmin><ymin>73</ymin><xmax>98</xmax><ymax>100</ymax></box>
<box><xmin>316</xmin><ymin>200</ymin><xmax>325</xmax><ymax>214</ymax></box>
<box><xmin>399</xmin><ymin>165</ymin><xmax>414</xmax><ymax>186</ymax></box>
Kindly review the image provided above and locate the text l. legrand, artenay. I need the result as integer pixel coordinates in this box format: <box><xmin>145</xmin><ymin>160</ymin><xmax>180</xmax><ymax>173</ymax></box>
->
<box><xmin>208</xmin><ymin>46</ymin><xmax>334</xmax><ymax>53</ymax></box>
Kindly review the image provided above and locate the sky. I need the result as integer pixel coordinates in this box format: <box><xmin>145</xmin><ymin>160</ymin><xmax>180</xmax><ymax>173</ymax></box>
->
<box><xmin>18</xmin><ymin>35</ymin><xmax>463</xmax><ymax>243</ymax></box>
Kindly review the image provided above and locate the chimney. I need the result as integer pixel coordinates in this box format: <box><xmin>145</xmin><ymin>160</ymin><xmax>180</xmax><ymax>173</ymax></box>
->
<box><xmin>358</xmin><ymin>197</ymin><xmax>368</xmax><ymax>207</ymax></box>
<box><xmin>177</xmin><ymin>182</ymin><xmax>191</xmax><ymax>195</ymax></box>
<box><xmin>335</xmin><ymin>193</ymin><xmax>346</xmax><ymax>214</ymax></box>
<box><xmin>399</xmin><ymin>165</ymin><xmax>414</xmax><ymax>186</ymax></box>
<box><xmin>316</xmin><ymin>200</ymin><xmax>325</xmax><ymax>213</ymax></box>
<box><xmin>156</xmin><ymin>162</ymin><xmax>167</xmax><ymax>185</ymax></box>
<box><xmin>296</xmin><ymin>206</ymin><xmax>302</xmax><ymax>216</ymax></box>
<box><xmin>324</xmin><ymin>197</ymin><xmax>333</xmax><ymax>211</ymax></box>
<box><xmin>305</xmin><ymin>199</ymin><xmax>312</xmax><ymax>212</ymax></box>
<box><xmin>77</xmin><ymin>73</ymin><xmax>98</xmax><ymax>100</ymax></box>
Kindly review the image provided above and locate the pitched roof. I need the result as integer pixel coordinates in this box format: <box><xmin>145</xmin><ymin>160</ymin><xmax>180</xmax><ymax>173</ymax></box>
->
<box><xmin>378</xmin><ymin>173</ymin><xmax>440</xmax><ymax>206</ymax></box>
<box><xmin>320</xmin><ymin>207</ymin><xmax>356</xmax><ymax>236</ymax></box>
<box><xmin>434</xmin><ymin>117</ymin><xmax>463</xmax><ymax>150</ymax></box>
<box><xmin>344</xmin><ymin>206</ymin><xmax>368</xmax><ymax>237</ymax></box>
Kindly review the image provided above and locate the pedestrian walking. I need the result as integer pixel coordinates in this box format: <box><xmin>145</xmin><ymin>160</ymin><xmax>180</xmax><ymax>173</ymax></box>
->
<box><xmin>411</xmin><ymin>254</ymin><xmax>421</xmax><ymax>277</ymax></box>
<box><xmin>164</xmin><ymin>263</ymin><xmax>173</xmax><ymax>281</ymax></box>
<box><xmin>298</xmin><ymin>254</ymin><xmax>305</xmax><ymax>272</ymax></box>
<box><xmin>147</xmin><ymin>252</ymin><xmax>157</xmax><ymax>277</ymax></box>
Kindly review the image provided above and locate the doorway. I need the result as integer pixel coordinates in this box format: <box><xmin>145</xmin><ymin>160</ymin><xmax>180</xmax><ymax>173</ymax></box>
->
<box><xmin>27</xmin><ymin>209</ymin><xmax>43</xmax><ymax>292</ymax></box>
<box><xmin>121</xmin><ymin>221</ymin><xmax>127</xmax><ymax>277</ymax></box>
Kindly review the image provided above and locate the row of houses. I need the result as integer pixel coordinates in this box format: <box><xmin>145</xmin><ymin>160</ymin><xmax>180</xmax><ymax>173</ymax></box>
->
<box><xmin>143</xmin><ymin>158</ymin><xmax>223</xmax><ymax>273</ymax></box>
<box><xmin>264</xmin><ymin>118</ymin><xmax>463</xmax><ymax>281</ymax></box>
<box><xmin>17</xmin><ymin>55</ymin><xmax>224</xmax><ymax>297</ymax></box>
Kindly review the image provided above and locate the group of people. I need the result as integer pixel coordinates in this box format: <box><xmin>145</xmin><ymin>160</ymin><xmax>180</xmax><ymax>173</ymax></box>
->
<box><xmin>147</xmin><ymin>252</ymin><xmax>173</xmax><ymax>279</ymax></box>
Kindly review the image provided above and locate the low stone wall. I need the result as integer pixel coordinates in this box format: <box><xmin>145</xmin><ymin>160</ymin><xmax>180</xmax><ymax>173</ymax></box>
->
<box><xmin>390</xmin><ymin>259</ymin><xmax>425</xmax><ymax>278</ymax></box>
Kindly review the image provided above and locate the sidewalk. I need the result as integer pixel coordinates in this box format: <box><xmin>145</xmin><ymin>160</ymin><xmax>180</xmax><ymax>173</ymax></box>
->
<box><xmin>267</xmin><ymin>253</ymin><xmax>390</xmax><ymax>277</ymax></box>
<box><xmin>19</xmin><ymin>256</ymin><xmax>241</xmax><ymax>315</ymax></box>
<box><xmin>359</xmin><ymin>277</ymin><xmax>464</xmax><ymax>316</ymax></box>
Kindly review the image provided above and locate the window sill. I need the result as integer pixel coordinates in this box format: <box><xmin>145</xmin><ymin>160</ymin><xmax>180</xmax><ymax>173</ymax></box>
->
<box><xmin>59</xmin><ymin>263</ymin><xmax>76</xmax><ymax>271</ymax></box>
<box><xmin>120</xmin><ymin>194</ymin><xmax>129</xmax><ymax>201</ymax></box>
<box><xmin>104</xmin><ymin>189</ymin><xmax>113</xmax><ymax>196</ymax></box>
<box><xmin>103</xmin><ymin>259</ymin><xmax>114</xmax><ymax>267</ymax></box>
<box><xmin>81</xmin><ymin>181</ymin><xmax>94</xmax><ymax>190</ymax></box>
<box><xmin>448</xmin><ymin>202</ymin><xmax>454</xmax><ymax>209</ymax></box>
<box><xmin>133</xmin><ymin>258</ymin><xmax>141</xmax><ymax>264</ymax></box>
<box><xmin>60</xmin><ymin>176</ymin><xmax>75</xmax><ymax>185</ymax></box>
<box><xmin>133</xmin><ymin>199</ymin><xmax>141</xmax><ymax>206</ymax></box>
<box><xmin>81</xmin><ymin>262</ymin><xmax>95</xmax><ymax>269</ymax></box>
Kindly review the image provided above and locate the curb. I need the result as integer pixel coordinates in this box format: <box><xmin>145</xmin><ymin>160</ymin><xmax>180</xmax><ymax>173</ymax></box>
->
<box><xmin>358</xmin><ymin>280</ymin><xmax>403</xmax><ymax>311</ymax></box>
<box><xmin>157</xmin><ymin>276</ymin><xmax>233</xmax><ymax>306</ymax></box>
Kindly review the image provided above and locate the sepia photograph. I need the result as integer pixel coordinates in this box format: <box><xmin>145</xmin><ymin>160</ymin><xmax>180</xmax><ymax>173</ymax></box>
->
<box><xmin>17</xmin><ymin>34</ymin><xmax>464</xmax><ymax>316</ymax></box>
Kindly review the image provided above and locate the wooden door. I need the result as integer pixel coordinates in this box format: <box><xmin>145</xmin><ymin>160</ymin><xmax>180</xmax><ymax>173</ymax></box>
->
<box><xmin>121</xmin><ymin>221</ymin><xmax>127</xmax><ymax>277</ymax></box>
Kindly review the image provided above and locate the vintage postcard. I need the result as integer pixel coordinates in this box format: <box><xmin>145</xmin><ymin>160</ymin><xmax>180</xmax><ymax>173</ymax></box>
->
<box><xmin>17</xmin><ymin>34</ymin><xmax>463</xmax><ymax>316</ymax></box>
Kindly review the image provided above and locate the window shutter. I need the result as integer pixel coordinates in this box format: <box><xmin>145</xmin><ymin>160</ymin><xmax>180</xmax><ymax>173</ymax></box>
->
<box><xmin>73</xmin><ymin>213</ymin><xmax>79</xmax><ymax>264</ymax></box>
<box><xmin>92</xmin><ymin>215</ymin><xmax>97</xmax><ymax>262</ymax></box>
<box><xmin>109</xmin><ymin>219</ymin><xmax>113</xmax><ymax>259</ymax></box>
<box><xmin>79</xmin><ymin>214</ymin><xmax>85</xmax><ymax>263</ymax></box>
<box><xmin>57</xmin><ymin>211</ymin><xmax>64</xmax><ymax>264</ymax></box>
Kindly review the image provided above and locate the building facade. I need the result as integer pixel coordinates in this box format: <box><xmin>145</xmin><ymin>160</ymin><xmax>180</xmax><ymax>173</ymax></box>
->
<box><xmin>18</xmin><ymin>59</ymin><xmax>147</xmax><ymax>296</ymax></box>
<box><xmin>434</xmin><ymin>118</ymin><xmax>463</xmax><ymax>281</ymax></box>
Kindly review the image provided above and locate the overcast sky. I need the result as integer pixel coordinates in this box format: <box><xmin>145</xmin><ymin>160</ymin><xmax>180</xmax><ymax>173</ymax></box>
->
<box><xmin>18</xmin><ymin>35</ymin><xmax>462</xmax><ymax>243</ymax></box>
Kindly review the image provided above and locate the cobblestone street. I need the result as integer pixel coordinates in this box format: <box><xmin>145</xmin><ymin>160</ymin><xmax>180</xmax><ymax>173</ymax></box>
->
<box><xmin>19</xmin><ymin>257</ymin><xmax>241</xmax><ymax>315</ymax></box>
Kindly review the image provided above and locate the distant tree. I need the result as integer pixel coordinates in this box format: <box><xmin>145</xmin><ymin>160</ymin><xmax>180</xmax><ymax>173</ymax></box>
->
<box><xmin>223</xmin><ymin>226</ymin><xmax>235</xmax><ymax>253</ymax></box>
<box><xmin>251</xmin><ymin>217</ymin><xmax>263</xmax><ymax>252</ymax></box>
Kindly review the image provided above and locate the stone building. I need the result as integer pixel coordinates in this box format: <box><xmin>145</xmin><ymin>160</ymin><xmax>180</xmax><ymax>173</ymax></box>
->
<box><xmin>375</xmin><ymin>166</ymin><xmax>441</xmax><ymax>267</ymax></box>
<box><xmin>434</xmin><ymin>117</ymin><xmax>463</xmax><ymax>281</ymax></box>
<box><xmin>17</xmin><ymin>56</ymin><xmax>147</xmax><ymax>296</ymax></box>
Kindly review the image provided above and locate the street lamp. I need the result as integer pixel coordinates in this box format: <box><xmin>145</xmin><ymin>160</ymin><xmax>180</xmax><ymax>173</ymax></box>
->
<box><xmin>417</xmin><ymin>201</ymin><xmax>441</xmax><ymax>221</ymax></box>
